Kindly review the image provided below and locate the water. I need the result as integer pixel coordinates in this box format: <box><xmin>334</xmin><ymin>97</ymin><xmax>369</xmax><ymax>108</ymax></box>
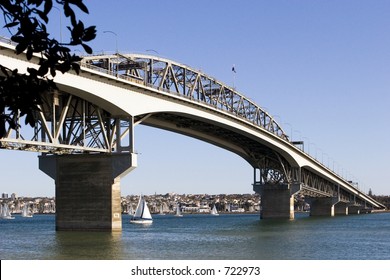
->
<box><xmin>1</xmin><ymin>212</ymin><xmax>390</xmax><ymax>260</ymax></box>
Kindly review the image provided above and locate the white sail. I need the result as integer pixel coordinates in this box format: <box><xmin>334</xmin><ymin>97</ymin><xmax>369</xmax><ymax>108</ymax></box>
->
<box><xmin>141</xmin><ymin>199</ymin><xmax>152</xmax><ymax>220</ymax></box>
<box><xmin>128</xmin><ymin>203</ymin><xmax>134</xmax><ymax>216</ymax></box>
<box><xmin>158</xmin><ymin>204</ymin><xmax>166</xmax><ymax>215</ymax></box>
<box><xmin>175</xmin><ymin>204</ymin><xmax>183</xmax><ymax>217</ymax></box>
<box><xmin>22</xmin><ymin>204</ymin><xmax>33</xmax><ymax>218</ymax></box>
<box><xmin>130</xmin><ymin>196</ymin><xmax>153</xmax><ymax>224</ymax></box>
<box><xmin>0</xmin><ymin>204</ymin><xmax>15</xmax><ymax>220</ymax></box>
<box><xmin>211</xmin><ymin>204</ymin><xmax>219</xmax><ymax>216</ymax></box>
<box><xmin>133</xmin><ymin>196</ymin><xmax>144</xmax><ymax>218</ymax></box>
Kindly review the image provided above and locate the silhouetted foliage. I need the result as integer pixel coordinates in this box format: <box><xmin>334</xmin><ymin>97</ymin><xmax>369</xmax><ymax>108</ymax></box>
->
<box><xmin>0</xmin><ymin>0</ymin><xmax>96</xmax><ymax>137</ymax></box>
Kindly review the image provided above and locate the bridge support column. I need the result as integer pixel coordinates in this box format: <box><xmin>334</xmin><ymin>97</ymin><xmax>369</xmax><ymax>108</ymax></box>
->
<box><xmin>348</xmin><ymin>205</ymin><xmax>361</xmax><ymax>214</ymax></box>
<box><xmin>309</xmin><ymin>197</ymin><xmax>340</xmax><ymax>217</ymax></box>
<box><xmin>39</xmin><ymin>153</ymin><xmax>137</xmax><ymax>231</ymax></box>
<box><xmin>334</xmin><ymin>202</ymin><xmax>348</xmax><ymax>215</ymax></box>
<box><xmin>254</xmin><ymin>183</ymin><xmax>301</xmax><ymax>219</ymax></box>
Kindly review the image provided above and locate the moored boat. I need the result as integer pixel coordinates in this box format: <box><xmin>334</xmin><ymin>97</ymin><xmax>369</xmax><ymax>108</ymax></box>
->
<box><xmin>0</xmin><ymin>203</ymin><xmax>15</xmax><ymax>219</ymax></box>
<box><xmin>210</xmin><ymin>204</ymin><xmax>219</xmax><ymax>216</ymax></box>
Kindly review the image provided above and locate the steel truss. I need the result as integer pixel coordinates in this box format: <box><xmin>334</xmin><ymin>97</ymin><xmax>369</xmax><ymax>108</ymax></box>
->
<box><xmin>0</xmin><ymin>91</ymin><xmax>133</xmax><ymax>154</ymax></box>
<box><xmin>253</xmin><ymin>152</ymin><xmax>363</xmax><ymax>205</ymax></box>
<box><xmin>81</xmin><ymin>54</ymin><xmax>288</xmax><ymax>141</ymax></box>
<box><xmin>252</xmin><ymin>152</ymin><xmax>300</xmax><ymax>185</ymax></box>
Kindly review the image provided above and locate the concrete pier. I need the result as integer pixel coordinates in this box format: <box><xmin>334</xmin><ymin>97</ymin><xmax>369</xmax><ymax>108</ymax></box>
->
<box><xmin>348</xmin><ymin>205</ymin><xmax>361</xmax><ymax>214</ymax></box>
<box><xmin>254</xmin><ymin>183</ymin><xmax>301</xmax><ymax>219</ymax></box>
<box><xmin>39</xmin><ymin>153</ymin><xmax>137</xmax><ymax>231</ymax></box>
<box><xmin>308</xmin><ymin>197</ymin><xmax>349</xmax><ymax>217</ymax></box>
<box><xmin>334</xmin><ymin>202</ymin><xmax>348</xmax><ymax>215</ymax></box>
<box><xmin>309</xmin><ymin>197</ymin><xmax>334</xmax><ymax>216</ymax></box>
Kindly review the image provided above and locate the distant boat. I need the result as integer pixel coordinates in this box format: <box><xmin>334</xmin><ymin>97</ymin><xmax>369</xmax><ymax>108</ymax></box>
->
<box><xmin>0</xmin><ymin>204</ymin><xmax>15</xmax><ymax>220</ymax></box>
<box><xmin>127</xmin><ymin>203</ymin><xmax>135</xmax><ymax>216</ymax></box>
<box><xmin>175</xmin><ymin>204</ymin><xmax>183</xmax><ymax>217</ymax></box>
<box><xmin>210</xmin><ymin>204</ymin><xmax>219</xmax><ymax>216</ymax></box>
<box><xmin>158</xmin><ymin>204</ymin><xmax>166</xmax><ymax>215</ymax></box>
<box><xmin>130</xmin><ymin>196</ymin><xmax>153</xmax><ymax>224</ymax></box>
<box><xmin>21</xmin><ymin>204</ymin><xmax>33</xmax><ymax>218</ymax></box>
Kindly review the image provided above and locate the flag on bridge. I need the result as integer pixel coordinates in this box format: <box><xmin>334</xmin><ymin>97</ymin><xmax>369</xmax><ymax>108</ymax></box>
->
<box><xmin>232</xmin><ymin>64</ymin><xmax>236</xmax><ymax>73</ymax></box>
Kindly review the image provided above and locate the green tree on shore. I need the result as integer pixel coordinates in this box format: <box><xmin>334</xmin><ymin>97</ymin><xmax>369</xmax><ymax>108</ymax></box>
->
<box><xmin>0</xmin><ymin>0</ymin><xmax>96</xmax><ymax>137</ymax></box>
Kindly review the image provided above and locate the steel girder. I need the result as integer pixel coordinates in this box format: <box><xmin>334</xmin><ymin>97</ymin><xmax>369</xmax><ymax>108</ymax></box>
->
<box><xmin>81</xmin><ymin>54</ymin><xmax>288</xmax><ymax>141</ymax></box>
<box><xmin>0</xmin><ymin>90</ymin><xmax>133</xmax><ymax>154</ymax></box>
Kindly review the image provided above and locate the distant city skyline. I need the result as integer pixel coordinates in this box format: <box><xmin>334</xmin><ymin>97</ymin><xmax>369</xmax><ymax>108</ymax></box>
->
<box><xmin>0</xmin><ymin>0</ymin><xmax>389</xmax><ymax>196</ymax></box>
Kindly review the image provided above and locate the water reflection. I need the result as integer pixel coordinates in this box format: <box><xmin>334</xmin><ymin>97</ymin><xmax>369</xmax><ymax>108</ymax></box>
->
<box><xmin>53</xmin><ymin>231</ymin><xmax>124</xmax><ymax>259</ymax></box>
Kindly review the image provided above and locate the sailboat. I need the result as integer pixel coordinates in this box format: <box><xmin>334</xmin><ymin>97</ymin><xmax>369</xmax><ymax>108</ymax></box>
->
<box><xmin>0</xmin><ymin>204</ymin><xmax>15</xmax><ymax>219</ymax></box>
<box><xmin>127</xmin><ymin>203</ymin><xmax>135</xmax><ymax>216</ymax></box>
<box><xmin>158</xmin><ymin>204</ymin><xmax>166</xmax><ymax>215</ymax></box>
<box><xmin>130</xmin><ymin>195</ymin><xmax>153</xmax><ymax>224</ymax></box>
<box><xmin>175</xmin><ymin>203</ymin><xmax>183</xmax><ymax>217</ymax></box>
<box><xmin>210</xmin><ymin>204</ymin><xmax>219</xmax><ymax>216</ymax></box>
<box><xmin>21</xmin><ymin>204</ymin><xmax>33</xmax><ymax>218</ymax></box>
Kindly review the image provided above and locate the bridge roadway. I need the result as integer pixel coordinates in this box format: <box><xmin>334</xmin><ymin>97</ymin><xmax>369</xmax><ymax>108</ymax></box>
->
<box><xmin>0</xmin><ymin>38</ymin><xmax>385</xmax><ymax>231</ymax></box>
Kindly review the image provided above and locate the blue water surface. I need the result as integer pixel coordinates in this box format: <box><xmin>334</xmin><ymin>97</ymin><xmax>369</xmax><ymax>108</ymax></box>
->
<box><xmin>1</xmin><ymin>212</ymin><xmax>390</xmax><ymax>260</ymax></box>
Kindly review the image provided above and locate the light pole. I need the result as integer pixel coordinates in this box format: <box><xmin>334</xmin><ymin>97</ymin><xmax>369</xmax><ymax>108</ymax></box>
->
<box><xmin>302</xmin><ymin>136</ymin><xmax>309</xmax><ymax>153</ymax></box>
<box><xmin>283</xmin><ymin>122</ymin><xmax>292</xmax><ymax>141</ymax></box>
<box><xmin>309</xmin><ymin>142</ymin><xmax>315</xmax><ymax>157</ymax></box>
<box><xmin>103</xmin><ymin>30</ymin><xmax>118</xmax><ymax>54</ymax></box>
<box><xmin>146</xmin><ymin>49</ymin><xmax>159</xmax><ymax>55</ymax></box>
<box><xmin>52</xmin><ymin>6</ymin><xmax>62</xmax><ymax>43</ymax></box>
<box><xmin>294</xmin><ymin>130</ymin><xmax>301</xmax><ymax>141</ymax></box>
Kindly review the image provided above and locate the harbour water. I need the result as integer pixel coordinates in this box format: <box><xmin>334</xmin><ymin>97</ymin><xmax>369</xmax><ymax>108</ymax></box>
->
<box><xmin>1</xmin><ymin>212</ymin><xmax>390</xmax><ymax>260</ymax></box>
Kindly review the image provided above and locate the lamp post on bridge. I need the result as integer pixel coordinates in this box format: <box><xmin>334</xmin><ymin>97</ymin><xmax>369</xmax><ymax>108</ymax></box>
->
<box><xmin>309</xmin><ymin>142</ymin><xmax>315</xmax><ymax>157</ymax></box>
<box><xmin>103</xmin><ymin>31</ymin><xmax>119</xmax><ymax>77</ymax></box>
<box><xmin>146</xmin><ymin>49</ymin><xmax>159</xmax><ymax>55</ymax></box>
<box><xmin>103</xmin><ymin>30</ymin><xmax>118</xmax><ymax>54</ymax></box>
<box><xmin>52</xmin><ymin>6</ymin><xmax>62</xmax><ymax>44</ymax></box>
<box><xmin>283</xmin><ymin>122</ymin><xmax>293</xmax><ymax>142</ymax></box>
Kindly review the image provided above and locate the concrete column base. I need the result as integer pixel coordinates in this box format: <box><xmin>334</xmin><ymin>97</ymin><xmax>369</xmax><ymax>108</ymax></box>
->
<box><xmin>309</xmin><ymin>197</ymin><xmax>338</xmax><ymax>216</ymax></box>
<box><xmin>334</xmin><ymin>202</ymin><xmax>348</xmax><ymax>215</ymax></box>
<box><xmin>39</xmin><ymin>153</ymin><xmax>137</xmax><ymax>231</ymax></box>
<box><xmin>348</xmin><ymin>206</ymin><xmax>361</xmax><ymax>214</ymax></box>
<box><xmin>254</xmin><ymin>184</ymin><xmax>295</xmax><ymax>219</ymax></box>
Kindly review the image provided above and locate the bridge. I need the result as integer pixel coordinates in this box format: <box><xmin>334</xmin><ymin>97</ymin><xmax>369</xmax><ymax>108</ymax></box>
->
<box><xmin>0</xmin><ymin>37</ymin><xmax>385</xmax><ymax>231</ymax></box>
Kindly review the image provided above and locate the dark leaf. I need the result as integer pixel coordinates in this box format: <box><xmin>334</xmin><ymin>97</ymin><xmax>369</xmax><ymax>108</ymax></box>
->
<box><xmin>81</xmin><ymin>43</ymin><xmax>92</xmax><ymax>54</ymax></box>
<box><xmin>50</xmin><ymin>66</ymin><xmax>57</xmax><ymax>77</ymax></box>
<box><xmin>36</xmin><ymin>9</ymin><xmax>49</xmax><ymax>23</ymax></box>
<box><xmin>44</xmin><ymin>0</ymin><xmax>53</xmax><ymax>15</ymax></box>
<box><xmin>63</xmin><ymin>2</ymin><xmax>73</xmax><ymax>18</ymax></box>
<box><xmin>15</xmin><ymin>42</ymin><xmax>28</xmax><ymax>54</ymax></box>
<box><xmin>37</xmin><ymin>62</ymin><xmax>49</xmax><ymax>76</ymax></box>
<box><xmin>11</xmin><ymin>35</ymin><xmax>23</xmax><ymax>43</ymax></box>
<box><xmin>26</xmin><ymin>46</ymin><xmax>33</xmax><ymax>60</ymax></box>
<box><xmin>0</xmin><ymin>65</ymin><xmax>10</xmax><ymax>77</ymax></box>
<box><xmin>4</xmin><ymin>21</ymin><xmax>19</xmax><ymax>28</ymax></box>
<box><xmin>74</xmin><ymin>0</ymin><xmax>89</xmax><ymax>14</ymax></box>
<box><xmin>25</xmin><ymin>111</ymin><xmax>36</xmax><ymax>127</ymax></box>
<box><xmin>72</xmin><ymin>62</ymin><xmax>80</xmax><ymax>75</ymax></box>
<box><xmin>82</xmin><ymin>26</ymin><xmax>96</xmax><ymax>42</ymax></box>
<box><xmin>27</xmin><ymin>67</ymin><xmax>38</xmax><ymax>76</ymax></box>
<box><xmin>0</xmin><ymin>119</ymin><xmax>6</xmax><ymax>139</ymax></box>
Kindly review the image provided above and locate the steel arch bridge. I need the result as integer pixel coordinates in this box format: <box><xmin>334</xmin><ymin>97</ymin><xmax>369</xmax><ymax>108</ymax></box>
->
<box><xmin>0</xmin><ymin>37</ymin><xmax>385</xmax><ymax>222</ymax></box>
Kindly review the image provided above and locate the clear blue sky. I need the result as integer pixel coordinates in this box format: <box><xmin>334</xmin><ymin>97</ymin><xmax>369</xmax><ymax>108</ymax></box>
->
<box><xmin>1</xmin><ymin>0</ymin><xmax>389</xmax><ymax>197</ymax></box>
